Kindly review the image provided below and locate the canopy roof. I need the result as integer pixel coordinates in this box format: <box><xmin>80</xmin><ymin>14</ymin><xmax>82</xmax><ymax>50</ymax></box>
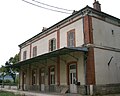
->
<box><xmin>7</xmin><ymin>47</ymin><xmax>88</xmax><ymax>68</ymax></box>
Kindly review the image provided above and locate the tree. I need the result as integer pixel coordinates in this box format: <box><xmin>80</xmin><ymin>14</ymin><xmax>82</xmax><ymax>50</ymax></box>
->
<box><xmin>5</xmin><ymin>53</ymin><xmax>20</xmax><ymax>83</ymax></box>
<box><xmin>0</xmin><ymin>66</ymin><xmax>7</xmax><ymax>87</ymax></box>
<box><xmin>6</xmin><ymin>53</ymin><xmax>19</xmax><ymax>65</ymax></box>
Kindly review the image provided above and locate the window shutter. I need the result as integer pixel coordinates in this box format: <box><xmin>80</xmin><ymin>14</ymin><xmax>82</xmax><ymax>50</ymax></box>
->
<box><xmin>49</xmin><ymin>40</ymin><xmax>51</xmax><ymax>51</ymax></box>
<box><xmin>53</xmin><ymin>38</ymin><xmax>56</xmax><ymax>50</ymax></box>
<box><xmin>69</xmin><ymin>32</ymin><xmax>73</xmax><ymax>47</ymax></box>
<box><xmin>49</xmin><ymin>38</ymin><xmax>56</xmax><ymax>51</ymax></box>
<box><xmin>68</xmin><ymin>32</ymin><xmax>70</xmax><ymax>47</ymax></box>
<box><xmin>71</xmin><ymin>32</ymin><xmax>75</xmax><ymax>47</ymax></box>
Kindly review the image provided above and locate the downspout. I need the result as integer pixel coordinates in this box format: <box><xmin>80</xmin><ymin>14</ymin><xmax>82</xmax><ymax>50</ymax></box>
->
<box><xmin>84</xmin><ymin>52</ymin><xmax>88</xmax><ymax>95</ymax></box>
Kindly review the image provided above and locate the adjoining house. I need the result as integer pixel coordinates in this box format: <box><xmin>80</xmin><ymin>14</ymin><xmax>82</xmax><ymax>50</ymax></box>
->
<box><xmin>10</xmin><ymin>0</ymin><xmax>120</xmax><ymax>95</ymax></box>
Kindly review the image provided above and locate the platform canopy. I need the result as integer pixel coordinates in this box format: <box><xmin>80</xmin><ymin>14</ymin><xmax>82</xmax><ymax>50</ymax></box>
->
<box><xmin>6</xmin><ymin>47</ymin><xmax>88</xmax><ymax>68</ymax></box>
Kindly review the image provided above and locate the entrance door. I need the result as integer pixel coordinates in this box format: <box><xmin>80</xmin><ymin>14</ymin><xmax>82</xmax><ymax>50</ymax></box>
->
<box><xmin>69</xmin><ymin>64</ymin><xmax>77</xmax><ymax>93</ymax></box>
<box><xmin>41</xmin><ymin>68</ymin><xmax>45</xmax><ymax>91</ymax></box>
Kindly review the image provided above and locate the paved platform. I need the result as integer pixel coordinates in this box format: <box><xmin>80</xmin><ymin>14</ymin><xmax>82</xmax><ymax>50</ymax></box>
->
<box><xmin>0</xmin><ymin>88</ymin><xmax>83</xmax><ymax>96</ymax></box>
<box><xmin>0</xmin><ymin>88</ymin><xmax>120</xmax><ymax>96</ymax></box>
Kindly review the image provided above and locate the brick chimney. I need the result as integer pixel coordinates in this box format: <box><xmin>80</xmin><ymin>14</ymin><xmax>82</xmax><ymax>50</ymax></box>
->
<box><xmin>93</xmin><ymin>0</ymin><xmax>101</xmax><ymax>11</ymax></box>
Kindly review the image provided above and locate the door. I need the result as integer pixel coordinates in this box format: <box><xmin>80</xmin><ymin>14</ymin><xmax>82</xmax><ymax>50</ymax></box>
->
<box><xmin>41</xmin><ymin>68</ymin><xmax>45</xmax><ymax>91</ymax></box>
<box><xmin>49</xmin><ymin>66</ymin><xmax>55</xmax><ymax>92</ymax></box>
<box><xmin>69</xmin><ymin>64</ymin><xmax>77</xmax><ymax>93</ymax></box>
<box><xmin>22</xmin><ymin>72</ymin><xmax>26</xmax><ymax>90</ymax></box>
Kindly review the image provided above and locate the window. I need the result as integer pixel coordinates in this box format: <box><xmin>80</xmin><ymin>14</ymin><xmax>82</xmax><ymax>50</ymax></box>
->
<box><xmin>111</xmin><ymin>30</ymin><xmax>114</xmax><ymax>35</ymax></box>
<box><xmin>33</xmin><ymin>46</ymin><xmax>37</xmax><ymax>57</ymax></box>
<box><xmin>50</xmin><ymin>67</ymin><xmax>55</xmax><ymax>85</ymax></box>
<box><xmin>23</xmin><ymin>51</ymin><xmax>27</xmax><ymax>60</ymax></box>
<box><xmin>32</xmin><ymin>70</ymin><xmax>37</xmax><ymax>85</ymax></box>
<box><xmin>70</xmin><ymin>64</ymin><xmax>76</xmax><ymax>70</ymax></box>
<box><xmin>49</xmin><ymin>38</ymin><xmax>56</xmax><ymax>51</ymax></box>
<box><xmin>67</xmin><ymin>29</ymin><xmax>75</xmax><ymax>47</ymax></box>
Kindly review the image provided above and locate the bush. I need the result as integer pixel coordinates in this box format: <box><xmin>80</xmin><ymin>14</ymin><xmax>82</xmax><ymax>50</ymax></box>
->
<box><xmin>4</xmin><ymin>79</ymin><xmax>11</xmax><ymax>83</ymax></box>
<box><xmin>0</xmin><ymin>91</ymin><xmax>13</xmax><ymax>95</ymax></box>
<box><xmin>0</xmin><ymin>91</ymin><xmax>20</xmax><ymax>96</ymax></box>
<box><xmin>0</xmin><ymin>79</ymin><xmax>2</xmax><ymax>84</ymax></box>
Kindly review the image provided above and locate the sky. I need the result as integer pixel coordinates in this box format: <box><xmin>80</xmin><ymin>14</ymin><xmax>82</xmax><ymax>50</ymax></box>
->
<box><xmin>0</xmin><ymin>0</ymin><xmax>120</xmax><ymax>67</ymax></box>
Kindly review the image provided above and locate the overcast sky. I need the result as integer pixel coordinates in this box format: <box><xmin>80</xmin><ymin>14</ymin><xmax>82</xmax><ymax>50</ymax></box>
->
<box><xmin>0</xmin><ymin>0</ymin><xmax>120</xmax><ymax>66</ymax></box>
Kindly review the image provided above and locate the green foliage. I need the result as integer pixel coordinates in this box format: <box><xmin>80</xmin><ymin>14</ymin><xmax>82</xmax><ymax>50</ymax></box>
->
<box><xmin>0</xmin><ymin>79</ymin><xmax>2</xmax><ymax>83</ymax></box>
<box><xmin>8</xmin><ymin>54</ymin><xmax>19</xmax><ymax>65</ymax></box>
<box><xmin>9</xmin><ymin>53</ymin><xmax>20</xmax><ymax>72</ymax></box>
<box><xmin>0</xmin><ymin>66</ymin><xmax>6</xmax><ymax>73</ymax></box>
<box><xmin>0</xmin><ymin>53</ymin><xmax>20</xmax><ymax>84</ymax></box>
<box><xmin>0</xmin><ymin>66</ymin><xmax>7</xmax><ymax>78</ymax></box>
<box><xmin>4</xmin><ymin>79</ymin><xmax>12</xmax><ymax>84</ymax></box>
<box><xmin>15</xmin><ymin>75</ymin><xmax>19</xmax><ymax>84</ymax></box>
<box><xmin>0</xmin><ymin>91</ymin><xmax>21</xmax><ymax>96</ymax></box>
<box><xmin>0</xmin><ymin>91</ymin><xmax>14</xmax><ymax>96</ymax></box>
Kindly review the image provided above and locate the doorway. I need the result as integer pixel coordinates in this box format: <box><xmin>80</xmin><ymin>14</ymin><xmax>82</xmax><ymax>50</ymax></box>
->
<box><xmin>69</xmin><ymin>64</ymin><xmax>77</xmax><ymax>93</ymax></box>
<box><xmin>40</xmin><ymin>68</ymin><xmax>45</xmax><ymax>91</ymax></box>
<box><xmin>22</xmin><ymin>72</ymin><xmax>26</xmax><ymax>90</ymax></box>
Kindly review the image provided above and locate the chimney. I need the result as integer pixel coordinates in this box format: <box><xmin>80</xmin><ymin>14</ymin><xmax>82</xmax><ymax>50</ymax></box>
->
<box><xmin>93</xmin><ymin>0</ymin><xmax>101</xmax><ymax>11</ymax></box>
<box><xmin>42</xmin><ymin>27</ymin><xmax>47</xmax><ymax>31</ymax></box>
<box><xmin>72</xmin><ymin>10</ymin><xmax>78</xmax><ymax>14</ymax></box>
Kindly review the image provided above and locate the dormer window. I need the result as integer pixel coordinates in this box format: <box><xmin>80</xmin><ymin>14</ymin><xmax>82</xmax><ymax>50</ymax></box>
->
<box><xmin>49</xmin><ymin>38</ymin><xmax>56</xmax><ymax>51</ymax></box>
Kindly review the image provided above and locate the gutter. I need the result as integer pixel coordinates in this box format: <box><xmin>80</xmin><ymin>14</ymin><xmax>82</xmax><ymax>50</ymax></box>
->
<box><xmin>84</xmin><ymin>43</ymin><xmax>120</xmax><ymax>52</ymax></box>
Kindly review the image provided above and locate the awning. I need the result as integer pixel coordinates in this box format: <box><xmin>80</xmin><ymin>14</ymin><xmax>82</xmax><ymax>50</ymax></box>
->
<box><xmin>6</xmin><ymin>47</ymin><xmax>88</xmax><ymax>68</ymax></box>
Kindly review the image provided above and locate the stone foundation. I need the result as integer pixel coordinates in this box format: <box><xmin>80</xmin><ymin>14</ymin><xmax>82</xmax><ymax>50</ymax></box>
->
<box><xmin>24</xmin><ymin>84</ymin><xmax>87</xmax><ymax>94</ymax></box>
<box><xmin>20</xmin><ymin>84</ymin><xmax>120</xmax><ymax>95</ymax></box>
<box><xmin>94</xmin><ymin>83</ymin><xmax>120</xmax><ymax>95</ymax></box>
<box><xmin>27</xmin><ymin>85</ymin><xmax>40</xmax><ymax>91</ymax></box>
<box><xmin>45</xmin><ymin>85</ymin><xmax>64</xmax><ymax>92</ymax></box>
<box><xmin>77</xmin><ymin>85</ymin><xmax>87</xmax><ymax>94</ymax></box>
<box><xmin>46</xmin><ymin>85</ymin><xmax>86</xmax><ymax>94</ymax></box>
